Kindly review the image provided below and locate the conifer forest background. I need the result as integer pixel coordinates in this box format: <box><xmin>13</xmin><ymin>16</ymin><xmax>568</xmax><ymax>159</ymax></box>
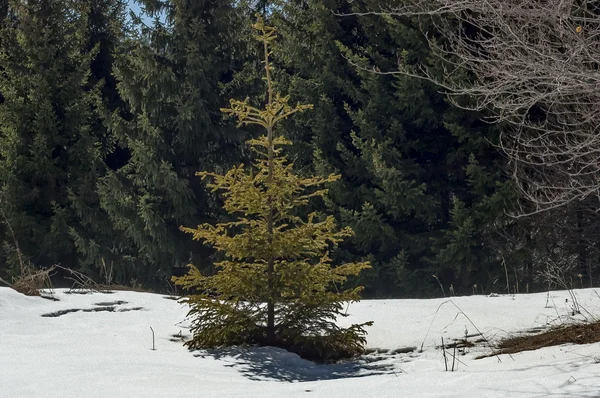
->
<box><xmin>0</xmin><ymin>0</ymin><xmax>596</xmax><ymax>299</ymax></box>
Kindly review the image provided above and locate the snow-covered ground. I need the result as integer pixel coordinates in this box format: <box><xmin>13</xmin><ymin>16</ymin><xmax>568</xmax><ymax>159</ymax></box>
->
<box><xmin>2</xmin><ymin>287</ymin><xmax>600</xmax><ymax>397</ymax></box>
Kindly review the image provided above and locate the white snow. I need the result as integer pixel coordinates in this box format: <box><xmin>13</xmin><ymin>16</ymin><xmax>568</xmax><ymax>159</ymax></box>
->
<box><xmin>2</xmin><ymin>287</ymin><xmax>600</xmax><ymax>397</ymax></box>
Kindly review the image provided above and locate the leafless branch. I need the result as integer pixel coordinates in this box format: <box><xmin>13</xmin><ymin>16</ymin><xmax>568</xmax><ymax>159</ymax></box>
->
<box><xmin>351</xmin><ymin>0</ymin><xmax>600</xmax><ymax>214</ymax></box>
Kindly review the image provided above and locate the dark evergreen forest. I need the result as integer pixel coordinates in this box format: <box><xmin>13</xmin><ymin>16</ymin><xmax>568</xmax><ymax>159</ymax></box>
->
<box><xmin>0</xmin><ymin>0</ymin><xmax>595</xmax><ymax>298</ymax></box>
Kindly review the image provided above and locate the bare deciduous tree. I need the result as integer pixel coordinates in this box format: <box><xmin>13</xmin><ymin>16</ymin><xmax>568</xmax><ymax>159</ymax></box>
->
<box><xmin>351</xmin><ymin>0</ymin><xmax>600</xmax><ymax>215</ymax></box>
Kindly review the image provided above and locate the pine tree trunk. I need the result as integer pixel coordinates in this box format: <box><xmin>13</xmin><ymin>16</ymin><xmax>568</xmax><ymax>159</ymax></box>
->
<box><xmin>266</xmin><ymin>257</ymin><xmax>275</xmax><ymax>344</ymax></box>
<box><xmin>265</xmin><ymin>38</ymin><xmax>276</xmax><ymax>345</ymax></box>
<box><xmin>266</xmin><ymin>124</ymin><xmax>275</xmax><ymax>344</ymax></box>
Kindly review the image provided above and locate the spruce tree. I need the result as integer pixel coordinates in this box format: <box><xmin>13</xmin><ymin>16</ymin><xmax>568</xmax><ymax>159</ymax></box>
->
<box><xmin>0</xmin><ymin>0</ymin><xmax>122</xmax><ymax>278</ymax></box>
<box><xmin>173</xmin><ymin>18</ymin><xmax>371</xmax><ymax>362</ymax></box>
<box><xmin>98</xmin><ymin>0</ymin><xmax>249</xmax><ymax>287</ymax></box>
<box><xmin>268</xmin><ymin>0</ymin><xmax>527</xmax><ymax>297</ymax></box>
<box><xmin>65</xmin><ymin>0</ymin><xmax>133</xmax><ymax>283</ymax></box>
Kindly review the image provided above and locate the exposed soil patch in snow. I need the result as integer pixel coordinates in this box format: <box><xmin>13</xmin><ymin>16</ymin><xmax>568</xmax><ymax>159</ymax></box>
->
<box><xmin>64</xmin><ymin>289</ymin><xmax>113</xmax><ymax>295</ymax></box>
<box><xmin>41</xmin><ymin>306</ymin><xmax>144</xmax><ymax>317</ymax></box>
<box><xmin>484</xmin><ymin>321</ymin><xmax>600</xmax><ymax>357</ymax></box>
<box><xmin>40</xmin><ymin>292</ymin><xmax>60</xmax><ymax>301</ymax></box>
<box><xmin>94</xmin><ymin>300</ymin><xmax>128</xmax><ymax>306</ymax></box>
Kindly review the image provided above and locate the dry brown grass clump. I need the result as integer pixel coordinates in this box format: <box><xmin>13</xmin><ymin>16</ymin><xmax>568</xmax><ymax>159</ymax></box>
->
<box><xmin>478</xmin><ymin>322</ymin><xmax>600</xmax><ymax>358</ymax></box>
<box><xmin>10</xmin><ymin>264</ymin><xmax>55</xmax><ymax>296</ymax></box>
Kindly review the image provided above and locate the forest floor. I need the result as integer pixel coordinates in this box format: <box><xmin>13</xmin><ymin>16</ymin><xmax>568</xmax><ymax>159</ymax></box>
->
<box><xmin>2</xmin><ymin>287</ymin><xmax>600</xmax><ymax>397</ymax></box>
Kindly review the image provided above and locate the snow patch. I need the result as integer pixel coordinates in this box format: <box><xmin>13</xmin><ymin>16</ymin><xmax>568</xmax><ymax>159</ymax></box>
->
<box><xmin>2</xmin><ymin>287</ymin><xmax>600</xmax><ymax>397</ymax></box>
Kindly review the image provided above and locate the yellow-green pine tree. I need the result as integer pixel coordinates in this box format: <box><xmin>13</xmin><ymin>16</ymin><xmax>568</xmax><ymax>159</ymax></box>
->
<box><xmin>173</xmin><ymin>17</ymin><xmax>371</xmax><ymax>362</ymax></box>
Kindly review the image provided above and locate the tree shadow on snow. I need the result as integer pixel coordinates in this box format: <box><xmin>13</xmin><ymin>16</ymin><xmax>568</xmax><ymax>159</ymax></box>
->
<box><xmin>483</xmin><ymin>356</ymin><xmax>600</xmax><ymax>397</ymax></box>
<box><xmin>193</xmin><ymin>346</ymin><xmax>401</xmax><ymax>382</ymax></box>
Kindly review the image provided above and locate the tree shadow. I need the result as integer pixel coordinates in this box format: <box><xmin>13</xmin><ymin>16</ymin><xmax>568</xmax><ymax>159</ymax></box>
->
<box><xmin>482</xmin><ymin>353</ymin><xmax>600</xmax><ymax>397</ymax></box>
<box><xmin>193</xmin><ymin>346</ymin><xmax>402</xmax><ymax>382</ymax></box>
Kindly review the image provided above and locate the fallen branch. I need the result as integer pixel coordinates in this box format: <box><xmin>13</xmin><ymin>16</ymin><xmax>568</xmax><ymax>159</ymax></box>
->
<box><xmin>0</xmin><ymin>276</ymin><xmax>13</xmax><ymax>288</ymax></box>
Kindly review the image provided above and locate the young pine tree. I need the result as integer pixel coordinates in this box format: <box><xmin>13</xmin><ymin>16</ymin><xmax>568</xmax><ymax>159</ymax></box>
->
<box><xmin>173</xmin><ymin>18</ymin><xmax>371</xmax><ymax>362</ymax></box>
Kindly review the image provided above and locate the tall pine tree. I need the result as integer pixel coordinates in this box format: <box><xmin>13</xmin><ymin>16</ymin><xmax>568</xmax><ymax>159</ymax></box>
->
<box><xmin>269</xmin><ymin>0</ymin><xmax>525</xmax><ymax>297</ymax></box>
<box><xmin>99</xmin><ymin>0</ymin><xmax>251</xmax><ymax>287</ymax></box>
<box><xmin>0</xmin><ymin>0</ymin><xmax>126</xmax><ymax>280</ymax></box>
